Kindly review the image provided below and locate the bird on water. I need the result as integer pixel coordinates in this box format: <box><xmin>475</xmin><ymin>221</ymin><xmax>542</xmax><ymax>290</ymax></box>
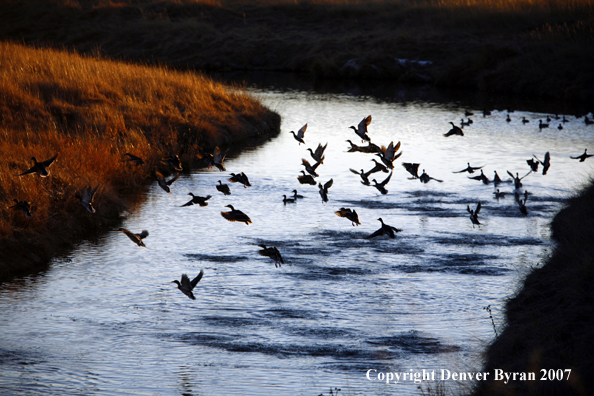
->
<box><xmin>292</xmin><ymin>190</ymin><xmax>304</xmax><ymax>199</ymax></box>
<box><xmin>172</xmin><ymin>271</ymin><xmax>204</xmax><ymax>300</ymax></box>
<box><xmin>367</xmin><ymin>218</ymin><xmax>402</xmax><ymax>239</ymax></box>
<box><xmin>444</xmin><ymin>122</ymin><xmax>464</xmax><ymax>137</ymax></box>
<box><xmin>181</xmin><ymin>193</ymin><xmax>211</xmax><ymax>207</ymax></box>
<box><xmin>258</xmin><ymin>245</ymin><xmax>284</xmax><ymax>267</ymax></box>
<box><xmin>467</xmin><ymin>203</ymin><xmax>481</xmax><ymax>228</ymax></box>
<box><xmin>297</xmin><ymin>170</ymin><xmax>316</xmax><ymax>185</ymax></box>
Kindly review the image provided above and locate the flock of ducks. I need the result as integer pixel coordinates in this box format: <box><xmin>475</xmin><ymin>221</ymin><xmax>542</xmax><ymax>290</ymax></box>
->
<box><xmin>10</xmin><ymin>108</ymin><xmax>594</xmax><ymax>300</ymax></box>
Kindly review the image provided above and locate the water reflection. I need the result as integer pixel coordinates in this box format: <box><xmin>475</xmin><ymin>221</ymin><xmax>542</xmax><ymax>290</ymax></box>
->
<box><xmin>1</xmin><ymin>82</ymin><xmax>593</xmax><ymax>396</ymax></box>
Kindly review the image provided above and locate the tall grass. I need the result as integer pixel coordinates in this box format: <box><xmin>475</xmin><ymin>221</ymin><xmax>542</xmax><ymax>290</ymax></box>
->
<box><xmin>0</xmin><ymin>41</ymin><xmax>280</xmax><ymax>279</ymax></box>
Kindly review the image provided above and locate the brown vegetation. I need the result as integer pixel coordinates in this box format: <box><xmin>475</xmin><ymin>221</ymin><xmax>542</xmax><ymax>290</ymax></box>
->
<box><xmin>470</xmin><ymin>179</ymin><xmax>594</xmax><ymax>396</ymax></box>
<box><xmin>0</xmin><ymin>41</ymin><xmax>280</xmax><ymax>280</ymax></box>
<box><xmin>0</xmin><ymin>0</ymin><xmax>592</xmax><ymax>103</ymax></box>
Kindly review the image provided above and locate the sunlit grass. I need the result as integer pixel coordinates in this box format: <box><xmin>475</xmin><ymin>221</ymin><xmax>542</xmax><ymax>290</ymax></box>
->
<box><xmin>0</xmin><ymin>41</ymin><xmax>278</xmax><ymax>278</ymax></box>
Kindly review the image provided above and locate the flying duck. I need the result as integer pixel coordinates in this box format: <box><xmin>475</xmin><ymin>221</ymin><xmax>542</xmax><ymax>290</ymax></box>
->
<box><xmin>453</xmin><ymin>163</ymin><xmax>485</xmax><ymax>174</ymax></box>
<box><xmin>302</xmin><ymin>158</ymin><xmax>323</xmax><ymax>177</ymax></box>
<box><xmin>349</xmin><ymin>115</ymin><xmax>372</xmax><ymax>142</ymax></box>
<box><xmin>533</xmin><ymin>152</ymin><xmax>551</xmax><ymax>175</ymax></box>
<box><xmin>19</xmin><ymin>154</ymin><xmax>58</xmax><ymax>177</ymax></box>
<box><xmin>402</xmin><ymin>162</ymin><xmax>420</xmax><ymax>179</ymax></box>
<box><xmin>122</xmin><ymin>153</ymin><xmax>145</xmax><ymax>166</ymax></box>
<box><xmin>444</xmin><ymin>122</ymin><xmax>464</xmax><ymax>137</ymax></box>
<box><xmin>366</xmin><ymin>218</ymin><xmax>402</xmax><ymax>239</ymax></box>
<box><xmin>350</xmin><ymin>168</ymin><xmax>371</xmax><ymax>185</ymax></box>
<box><xmin>216</xmin><ymin>180</ymin><xmax>231</xmax><ymax>195</ymax></box>
<box><xmin>526</xmin><ymin>158</ymin><xmax>539</xmax><ymax>172</ymax></box>
<box><xmin>507</xmin><ymin>171</ymin><xmax>532</xmax><ymax>190</ymax></box>
<box><xmin>335</xmin><ymin>207</ymin><xmax>360</xmax><ymax>226</ymax></box>
<box><xmin>162</xmin><ymin>155</ymin><xmax>183</xmax><ymax>172</ymax></box>
<box><xmin>77</xmin><ymin>185</ymin><xmax>99</xmax><ymax>213</ymax></box>
<box><xmin>493</xmin><ymin>170</ymin><xmax>503</xmax><ymax>185</ymax></box>
<box><xmin>307</xmin><ymin>143</ymin><xmax>327</xmax><ymax>163</ymax></box>
<box><xmin>213</xmin><ymin>146</ymin><xmax>228</xmax><ymax>171</ymax></box>
<box><xmin>518</xmin><ymin>191</ymin><xmax>529</xmax><ymax>216</ymax></box>
<box><xmin>319</xmin><ymin>179</ymin><xmax>333</xmax><ymax>203</ymax></box>
<box><xmin>368</xmin><ymin>158</ymin><xmax>390</xmax><ymax>174</ymax></box>
<box><xmin>346</xmin><ymin>140</ymin><xmax>380</xmax><ymax>153</ymax></box>
<box><xmin>372</xmin><ymin>171</ymin><xmax>392</xmax><ymax>195</ymax></box>
<box><xmin>467</xmin><ymin>202</ymin><xmax>481</xmax><ymax>228</ymax></box>
<box><xmin>221</xmin><ymin>205</ymin><xmax>252</xmax><ymax>224</ymax></box>
<box><xmin>119</xmin><ymin>228</ymin><xmax>149</xmax><ymax>247</ymax></box>
<box><xmin>570</xmin><ymin>149</ymin><xmax>593</xmax><ymax>162</ymax></box>
<box><xmin>172</xmin><ymin>271</ymin><xmax>204</xmax><ymax>300</ymax></box>
<box><xmin>10</xmin><ymin>199</ymin><xmax>32</xmax><ymax>218</ymax></box>
<box><xmin>420</xmin><ymin>169</ymin><xmax>443</xmax><ymax>184</ymax></box>
<box><xmin>376</xmin><ymin>141</ymin><xmax>402</xmax><ymax>169</ymax></box>
<box><xmin>258</xmin><ymin>245</ymin><xmax>284</xmax><ymax>268</ymax></box>
<box><xmin>156</xmin><ymin>171</ymin><xmax>179</xmax><ymax>193</ymax></box>
<box><xmin>467</xmin><ymin>169</ymin><xmax>490</xmax><ymax>184</ymax></box>
<box><xmin>290</xmin><ymin>124</ymin><xmax>307</xmax><ymax>145</ymax></box>
<box><xmin>229</xmin><ymin>172</ymin><xmax>251</xmax><ymax>187</ymax></box>
<box><xmin>297</xmin><ymin>170</ymin><xmax>316</xmax><ymax>185</ymax></box>
<box><xmin>181</xmin><ymin>193</ymin><xmax>211</xmax><ymax>207</ymax></box>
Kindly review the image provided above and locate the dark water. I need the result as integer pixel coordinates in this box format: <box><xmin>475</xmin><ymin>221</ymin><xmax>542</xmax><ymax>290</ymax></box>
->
<box><xmin>1</xmin><ymin>79</ymin><xmax>593</xmax><ymax>395</ymax></box>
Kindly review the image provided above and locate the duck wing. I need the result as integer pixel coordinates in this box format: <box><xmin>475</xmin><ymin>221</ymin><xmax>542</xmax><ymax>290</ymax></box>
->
<box><xmin>366</xmin><ymin>227</ymin><xmax>384</xmax><ymax>239</ymax></box>
<box><xmin>40</xmin><ymin>154</ymin><xmax>58</xmax><ymax>168</ymax></box>
<box><xmin>297</xmin><ymin>124</ymin><xmax>307</xmax><ymax>139</ymax></box>
<box><xmin>190</xmin><ymin>270</ymin><xmax>204</xmax><ymax>289</ymax></box>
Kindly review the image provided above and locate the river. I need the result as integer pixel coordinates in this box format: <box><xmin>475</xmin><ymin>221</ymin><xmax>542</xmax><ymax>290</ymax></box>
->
<box><xmin>1</xmin><ymin>79</ymin><xmax>593</xmax><ymax>395</ymax></box>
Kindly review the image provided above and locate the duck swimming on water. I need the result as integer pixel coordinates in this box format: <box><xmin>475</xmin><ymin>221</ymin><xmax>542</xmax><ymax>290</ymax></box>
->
<box><xmin>367</xmin><ymin>218</ymin><xmax>402</xmax><ymax>239</ymax></box>
<box><xmin>292</xmin><ymin>190</ymin><xmax>304</xmax><ymax>199</ymax></box>
<box><xmin>335</xmin><ymin>208</ymin><xmax>360</xmax><ymax>226</ymax></box>
<box><xmin>119</xmin><ymin>228</ymin><xmax>149</xmax><ymax>247</ymax></box>
<box><xmin>297</xmin><ymin>170</ymin><xmax>316</xmax><ymax>185</ymax></box>
<box><xmin>493</xmin><ymin>189</ymin><xmax>508</xmax><ymax>200</ymax></box>
<box><xmin>19</xmin><ymin>154</ymin><xmax>58</xmax><ymax>177</ymax></box>
<box><xmin>221</xmin><ymin>205</ymin><xmax>252</xmax><ymax>224</ymax></box>
<box><xmin>172</xmin><ymin>271</ymin><xmax>204</xmax><ymax>300</ymax></box>
<box><xmin>282</xmin><ymin>195</ymin><xmax>296</xmax><ymax>205</ymax></box>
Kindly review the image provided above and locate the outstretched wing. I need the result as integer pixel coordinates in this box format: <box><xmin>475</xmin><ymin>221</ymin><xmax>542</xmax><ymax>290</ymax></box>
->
<box><xmin>380</xmin><ymin>171</ymin><xmax>393</xmax><ymax>186</ymax></box>
<box><xmin>324</xmin><ymin>179</ymin><xmax>334</xmax><ymax>190</ymax></box>
<box><xmin>191</xmin><ymin>270</ymin><xmax>204</xmax><ymax>289</ymax></box>
<box><xmin>167</xmin><ymin>172</ymin><xmax>180</xmax><ymax>186</ymax></box>
<box><xmin>297</xmin><ymin>124</ymin><xmax>307</xmax><ymax>139</ymax></box>
<box><xmin>475</xmin><ymin>202</ymin><xmax>482</xmax><ymax>215</ymax></box>
<box><xmin>180</xmin><ymin>274</ymin><xmax>192</xmax><ymax>289</ymax></box>
<box><xmin>40</xmin><ymin>154</ymin><xmax>58</xmax><ymax>167</ymax></box>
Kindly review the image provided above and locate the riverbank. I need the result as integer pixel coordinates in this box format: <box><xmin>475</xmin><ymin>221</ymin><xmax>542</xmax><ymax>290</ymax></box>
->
<box><xmin>0</xmin><ymin>42</ymin><xmax>280</xmax><ymax>282</ymax></box>
<box><xmin>468</xmin><ymin>178</ymin><xmax>594</xmax><ymax>396</ymax></box>
<box><xmin>0</xmin><ymin>0</ymin><xmax>592</xmax><ymax>105</ymax></box>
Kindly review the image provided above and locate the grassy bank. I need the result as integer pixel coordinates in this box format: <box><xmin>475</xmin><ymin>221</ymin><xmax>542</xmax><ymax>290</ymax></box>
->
<box><xmin>469</xmin><ymin>179</ymin><xmax>594</xmax><ymax>395</ymax></box>
<box><xmin>0</xmin><ymin>41</ymin><xmax>280</xmax><ymax>281</ymax></box>
<box><xmin>0</xmin><ymin>0</ymin><xmax>592</xmax><ymax>104</ymax></box>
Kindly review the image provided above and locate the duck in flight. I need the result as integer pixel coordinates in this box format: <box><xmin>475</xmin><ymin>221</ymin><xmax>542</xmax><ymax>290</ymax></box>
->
<box><xmin>526</xmin><ymin>158</ymin><xmax>539</xmax><ymax>173</ymax></box>
<box><xmin>181</xmin><ymin>193</ymin><xmax>211</xmax><ymax>207</ymax></box>
<box><xmin>162</xmin><ymin>155</ymin><xmax>183</xmax><ymax>172</ymax></box>
<box><xmin>119</xmin><ymin>228</ymin><xmax>149</xmax><ymax>247</ymax></box>
<box><xmin>302</xmin><ymin>158</ymin><xmax>323</xmax><ymax>177</ymax></box>
<box><xmin>319</xmin><ymin>179</ymin><xmax>333</xmax><ymax>203</ymax></box>
<box><xmin>420</xmin><ymin>169</ymin><xmax>443</xmax><ymax>184</ymax></box>
<box><xmin>349</xmin><ymin>115</ymin><xmax>372</xmax><ymax>142</ymax></box>
<box><xmin>444</xmin><ymin>122</ymin><xmax>464</xmax><ymax>137</ymax></box>
<box><xmin>172</xmin><ymin>271</ymin><xmax>204</xmax><ymax>300</ymax></box>
<box><xmin>216</xmin><ymin>180</ymin><xmax>231</xmax><ymax>195</ymax></box>
<box><xmin>570</xmin><ymin>149</ymin><xmax>593</xmax><ymax>162</ymax></box>
<box><xmin>468</xmin><ymin>169</ymin><xmax>490</xmax><ymax>184</ymax></box>
<box><xmin>372</xmin><ymin>171</ymin><xmax>392</xmax><ymax>195</ymax></box>
<box><xmin>307</xmin><ymin>143</ymin><xmax>327</xmax><ymax>163</ymax></box>
<box><xmin>156</xmin><ymin>171</ymin><xmax>179</xmax><ymax>193</ymax></box>
<box><xmin>467</xmin><ymin>202</ymin><xmax>481</xmax><ymax>228</ymax></box>
<box><xmin>335</xmin><ymin>208</ymin><xmax>361</xmax><ymax>226</ymax></box>
<box><xmin>258</xmin><ymin>245</ymin><xmax>284</xmax><ymax>268</ymax></box>
<box><xmin>76</xmin><ymin>185</ymin><xmax>99</xmax><ymax>213</ymax></box>
<box><xmin>453</xmin><ymin>163</ymin><xmax>484</xmax><ymax>174</ymax></box>
<box><xmin>350</xmin><ymin>168</ymin><xmax>372</xmax><ymax>185</ymax></box>
<box><xmin>10</xmin><ymin>199</ymin><xmax>33</xmax><ymax>218</ymax></box>
<box><xmin>213</xmin><ymin>146</ymin><xmax>228</xmax><ymax>171</ymax></box>
<box><xmin>517</xmin><ymin>191</ymin><xmax>529</xmax><ymax>216</ymax></box>
<box><xmin>19</xmin><ymin>154</ymin><xmax>58</xmax><ymax>177</ymax></box>
<box><xmin>366</xmin><ymin>218</ymin><xmax>402</xmax><ymax>239</ymax></box>
<box><xmin>290</xmin><ymin>123</ymin><xmax>307</xmax><ymax>145</ymax></box>
<box><xmin>376</xmin><ymin>141</ymin><xmax>402</xmax><ymax>169</ymax></box>
<box><xmin>122</xmin><ymin>153</ymin><xmax>145</xmax><ymax>166</ymax></box>
<box><xmin>533</xmin><ymin>152</ymin><xmax>551</xmax><ymax>175</ymax></box>
<box><xmin>493</xmin><ymin>171</ymin><xmax>503</xmax><ymax>185</ymax></box>
<box><xmin>402</xmin><ymin>162</ymin><xmax>420</xmax><ymax>179</ymax></box>
<box><xmin>346</xmin><ymin>140</ymin><xmax>380</xmax><ymax>153</ymax></box>
<box><xmin>229</xmin><ymin>172</ymin><xmax>251</xmax><ymax>187</ymax></box>
<box><xmin>507</xmin><ymin>171</ymin><xmax>531</xmax><ymax>190</ymax></box>
<box><xmin>221</xmin><ymin>205</ymin><xmax>252</xmax><ymax>225</ymax></box>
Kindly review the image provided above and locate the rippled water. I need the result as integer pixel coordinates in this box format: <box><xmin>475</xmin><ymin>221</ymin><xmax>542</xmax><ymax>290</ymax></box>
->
<box><xmin>2</xmin><ymin>86</ymin><xmax>594</xmax><ymax>396</ymax></box>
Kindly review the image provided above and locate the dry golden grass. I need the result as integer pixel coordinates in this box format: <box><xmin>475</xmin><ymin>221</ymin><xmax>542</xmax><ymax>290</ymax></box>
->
<box><xmin>0</xmin><ymin>41</ymin><xmax>280</xmax><ymax>279</ymax></box>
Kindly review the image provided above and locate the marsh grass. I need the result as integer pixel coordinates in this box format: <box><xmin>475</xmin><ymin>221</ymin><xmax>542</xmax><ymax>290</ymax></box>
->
<box><xmin>0</xmin><ymin>0</ymin><xmax>592</xmax><ymax>102</ymax></box>
<box><xmin>0</xmin><ymin>41</ymin><xmax>279</xmax><ymax>279</ymax></box>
